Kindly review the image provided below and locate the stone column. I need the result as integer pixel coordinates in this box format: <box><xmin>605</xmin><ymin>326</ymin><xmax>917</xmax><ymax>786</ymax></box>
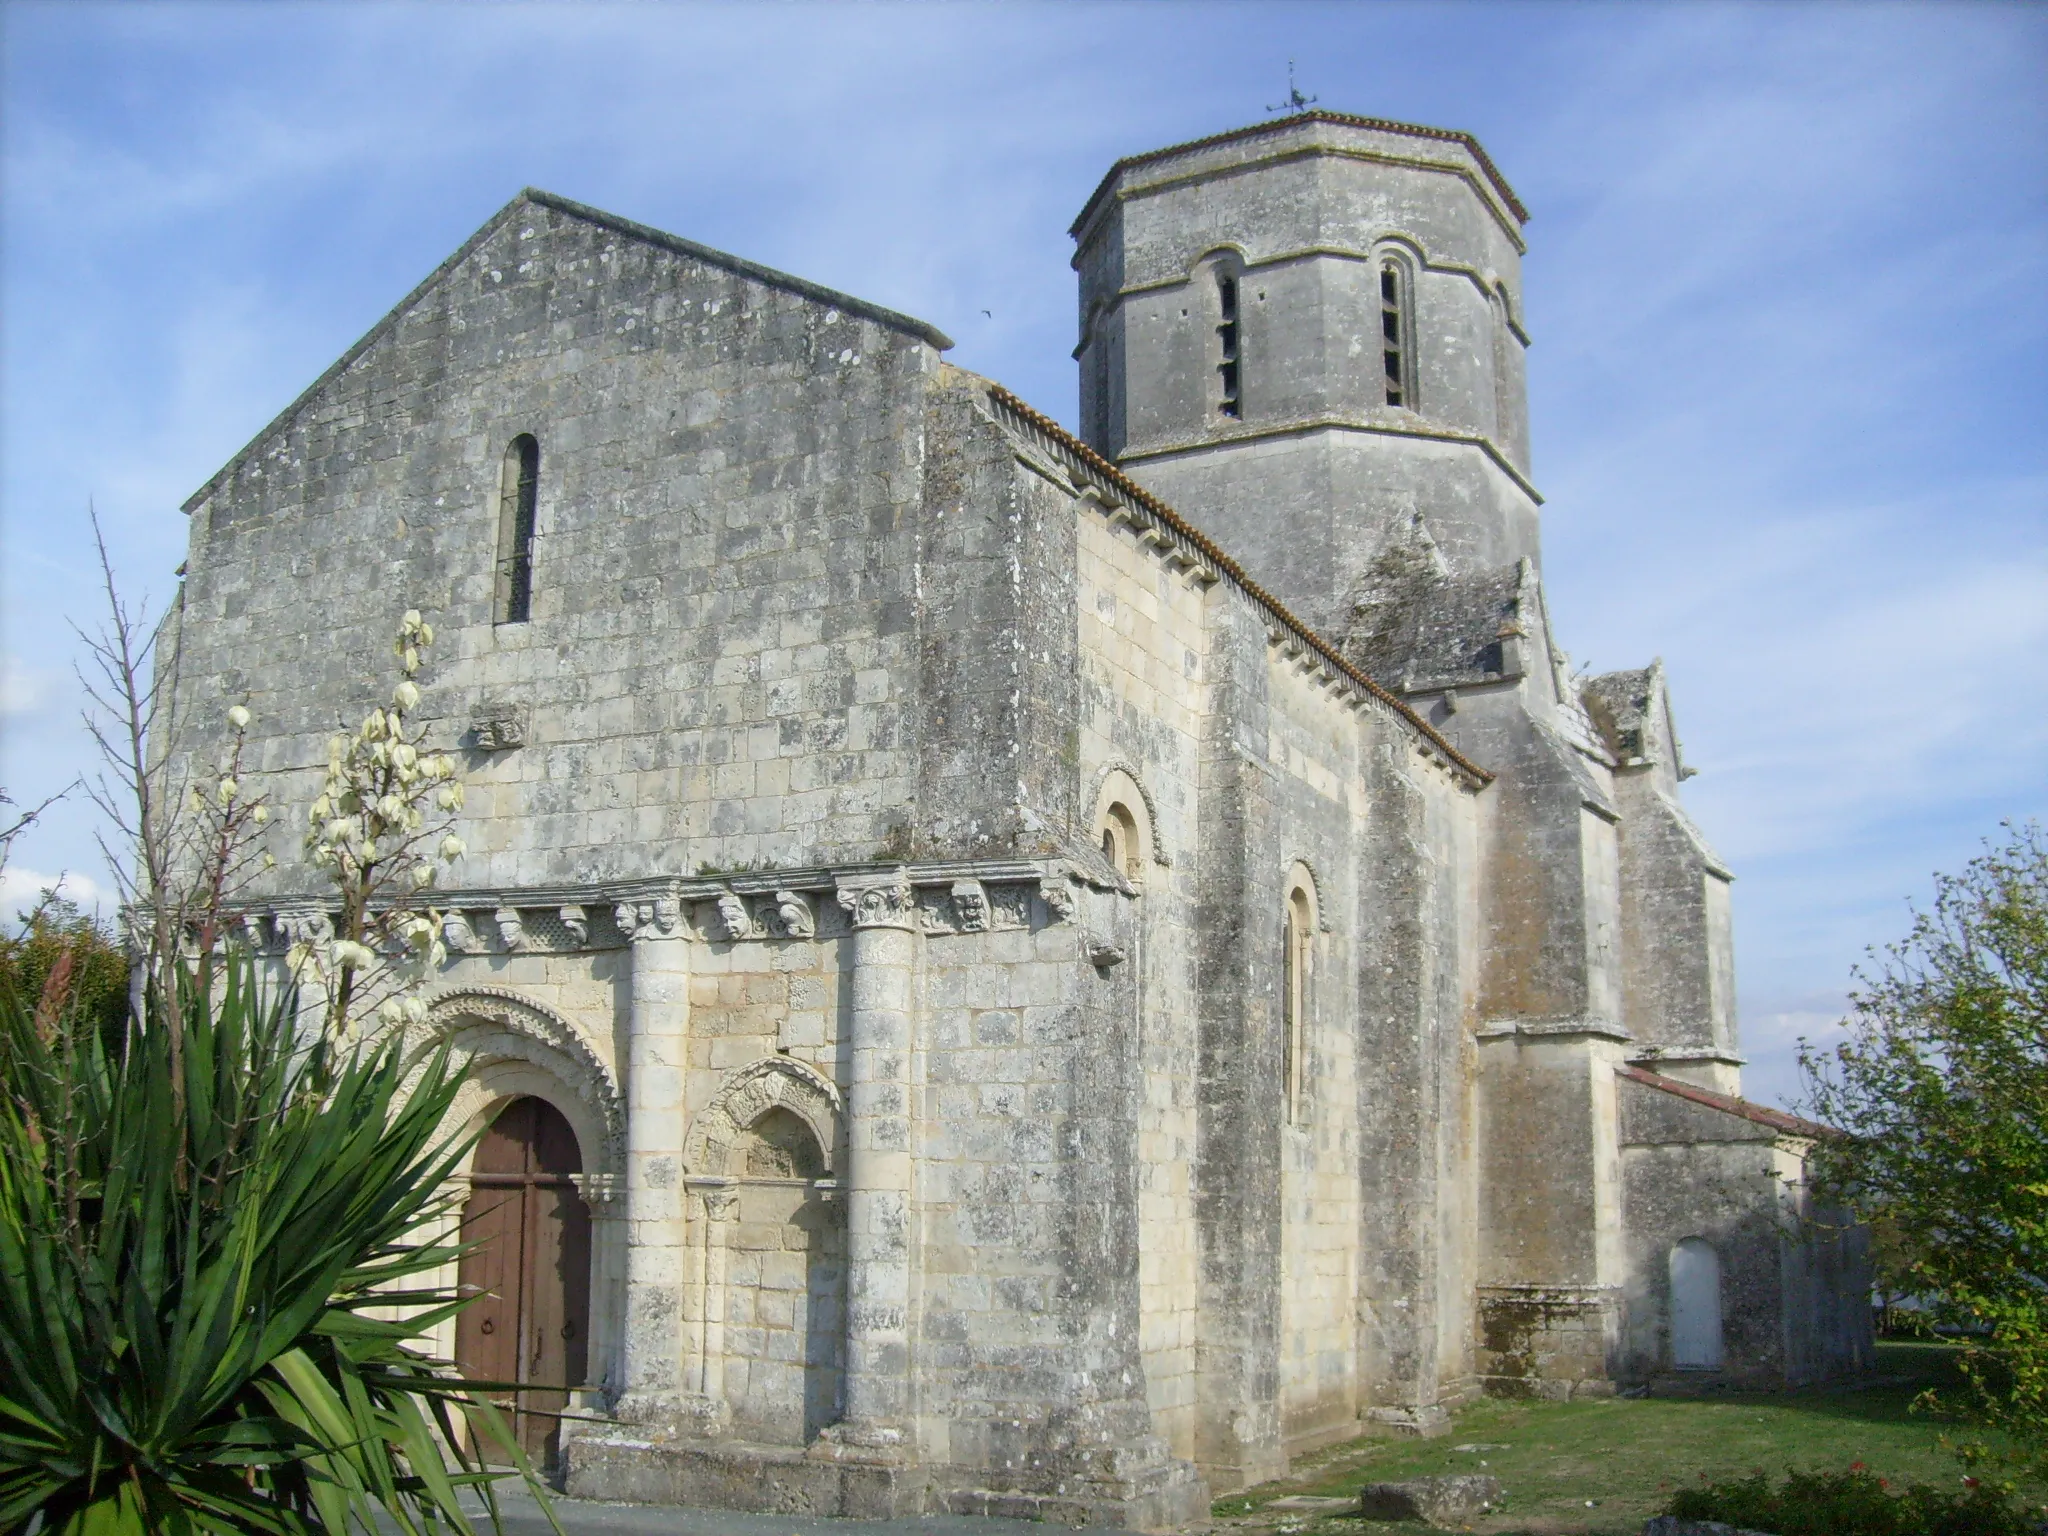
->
<box><xmin>691</xmin><ymin>1181</ymin><xmax>740</xmax><ymax>1402</ymax></box>
<box><xmin>611</xmin><ymin>893</ymin><xmax>714</xmax><ymax>1430</ymax></box>
<box><xmin>816</xmin><ymin>870</ymin><xmax>920</xmax><ymax>1457</ymax></box>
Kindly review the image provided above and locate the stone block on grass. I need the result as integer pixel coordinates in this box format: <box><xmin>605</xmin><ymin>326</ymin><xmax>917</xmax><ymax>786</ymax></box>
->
<box><xmin>1359</xmin><ymin>1474</ymin><xmax>1502</xmax><ymax>1525</ymax></box>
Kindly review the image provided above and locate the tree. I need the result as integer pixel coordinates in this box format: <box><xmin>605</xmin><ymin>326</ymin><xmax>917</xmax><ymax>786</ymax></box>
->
<box><xmin>0</xmin><ymin>576</ymin><xmax>540</xmax><ymax>1533</ymax></box>
<box><xmin>1802</xmin><ymin>822</ymin><xmax>2048</xmax><ymax>1470</ymax></box>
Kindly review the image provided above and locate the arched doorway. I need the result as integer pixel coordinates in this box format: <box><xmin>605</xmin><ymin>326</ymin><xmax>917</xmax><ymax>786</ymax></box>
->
<box><xmin>456</xmin><ymin>1096</ymin><xmax>593</xmax><ymax>1466</ymax></box>
<box><xmin>1669</xmin><ymin>1237</ymin><xmax>1724</xmax><ymax>1370</ymax></box>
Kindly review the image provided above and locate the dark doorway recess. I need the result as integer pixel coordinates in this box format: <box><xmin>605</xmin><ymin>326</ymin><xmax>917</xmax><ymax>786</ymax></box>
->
<box><xmin>455</xmin><ymin>1095</ymin><xmax>592</xmax><ymax>1468</ymax></box>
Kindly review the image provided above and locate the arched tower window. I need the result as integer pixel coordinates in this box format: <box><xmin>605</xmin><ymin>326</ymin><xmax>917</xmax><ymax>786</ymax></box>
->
<box><xmin>495</xmin><ymin>434</ymin><xmax>540</xmax><ymax>625</ymax></box>
<box><xmin>1283</xmin><ymin>882</ymin><xmax>1315</xmax><ymax>1123</ymax></box>
<box><xmin>1216</xmin><ymin>270</ymin><xmax>1243</xmax><ymax>419</ymax></box>
<box><xmin>1380</xmin><ymin>261</ymin><xmax>1410</xmax><ymax>409</ymax></box>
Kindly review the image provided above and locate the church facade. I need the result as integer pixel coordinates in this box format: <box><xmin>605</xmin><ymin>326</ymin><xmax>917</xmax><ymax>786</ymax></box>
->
<box><xmin>171</xmin><ymin>112</ymin><xmax>1870</xmax><ymax>1527</ymax></box>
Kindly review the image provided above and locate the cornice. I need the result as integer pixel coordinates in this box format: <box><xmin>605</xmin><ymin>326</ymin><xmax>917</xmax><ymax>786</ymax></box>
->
<box><xmin>1117</xmin><ymin>414</ymin><xmax>1543</xmax><ymax>506</ymax></box>
<box><xmin>1071</xmin><ymin>110</ymin><xmax>1528</xmax><ymax>245</ymax></box>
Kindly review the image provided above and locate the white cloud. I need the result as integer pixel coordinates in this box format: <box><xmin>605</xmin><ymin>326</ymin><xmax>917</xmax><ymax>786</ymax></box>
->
<box><xmin>0</xmin><ymin>866</ymin><xmax>109</xmax><ymax>925</ymax></box>
<box><xmin>1</xmin><ymin>656</ymin><xmax>54</xmax><ymax>720</ymax></box>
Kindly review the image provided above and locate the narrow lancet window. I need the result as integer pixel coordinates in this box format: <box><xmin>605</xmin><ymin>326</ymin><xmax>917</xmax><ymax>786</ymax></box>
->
<box><xmin>1381</xmin><ymin>263</ymin><xmax>1407</xmax><ymax>408</ymax></box>
<box><xmin>1283</xmin><ymin>887</ymin><xmax>1313</xmax><ymax>1123</ymax></box>
<box><xmin>1216</xmin><ymin>272</ymin><xmax>1242</xmax><ymax>419</ymax></box>
<box><xmin>495</xmin><ymin>434</ymin><xmax>539</xmax><ymax>625</ymax></box>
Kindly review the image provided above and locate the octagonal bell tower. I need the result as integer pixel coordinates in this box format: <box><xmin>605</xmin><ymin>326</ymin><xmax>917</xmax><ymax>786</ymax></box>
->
<box><xmin>1072</xmin><ymin>111</ymin><xmax>1538</xmax><ymax>635</ymax></box>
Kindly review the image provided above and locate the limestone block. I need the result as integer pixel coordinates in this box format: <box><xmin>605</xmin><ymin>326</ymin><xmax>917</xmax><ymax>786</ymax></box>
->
<box><xmin>1359</xmin><ymin>1474</ymin><xmax>1503</xmax><ymax>1525</ymax></box>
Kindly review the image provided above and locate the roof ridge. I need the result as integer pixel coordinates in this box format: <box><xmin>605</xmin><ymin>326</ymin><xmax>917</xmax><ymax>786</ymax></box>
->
<box><xmin>981</xmin><ymin>382</ymin><xmax>1492</xmax><ymax>788</ymax></box>
<box><xmin>1618</xmin><ymin>1063</ymin><xmax>1836</xmax><ymax>1140</ymax></box>
<box><xmin>520</xmin><ymin>190</ymin><xmax>953</xmax><ymax>351</ymax></box>
<box><xmin>1070</xmin><ymin>110</ymin><xmax>1528</xmax><ymax>239</ymax></box>
<box><xmin>183</xmin><ymin>189</ymin><xmax>952</xmax><ymax>514</ymax></box>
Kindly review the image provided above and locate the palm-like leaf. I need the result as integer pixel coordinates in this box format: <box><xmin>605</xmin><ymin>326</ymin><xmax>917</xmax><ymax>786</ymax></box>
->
<box><xmin>0</xmin><ymin>951</ymin><xmax>557</xmax><ymax>1534</ymax></box>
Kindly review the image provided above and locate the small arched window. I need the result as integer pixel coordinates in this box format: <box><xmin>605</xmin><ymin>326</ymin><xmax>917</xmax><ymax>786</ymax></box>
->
<box><xmin>1283</xmin><ymin>884</ymin><xmax>1315</xmax><ymax>1123</ymax></box>
<box><xmin>1093</xmin><ymin>769</ymin><xmax>1153</xmax><ymax>885</ymax></box>
<box><xmin>495</xmin><ymin>434</ymin><xmax>540</xmax><ymax>625</ymax></box>
<box><xmin>1669</xmin><ymin>1237</ymin><xmax>1725</xmax><ymax>1369</ymax></box>
<box><xmin>1380</xmin><ymin>260</ymin><xmax>1410</xmax><ymax>409</ymax></box>
<box><xmin>1100</xmin><ymin>801</ymin><xmax>1140</xmax><ymax>881</ymax></box>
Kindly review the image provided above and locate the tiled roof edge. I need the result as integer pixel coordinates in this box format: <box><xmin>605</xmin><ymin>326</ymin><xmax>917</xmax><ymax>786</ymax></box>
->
<box><xmin>1071</xmin><ymin>110</ymin><xmax>1529</xmax><ymax>239</ymax></box>
<box><xmin>1617</xmin><ymin>1064</ymin><xmax>1838</xmax><ymax>1140</ymax></box>
<box><xmin>983</xmin><ymin>383</ymin><xmax>1493</xmax><ymax>789</ymax></box>
<box><xmin>183</xmin><ymin>189</ymin><xmax>953</xmax><ymax>515</ymax></box>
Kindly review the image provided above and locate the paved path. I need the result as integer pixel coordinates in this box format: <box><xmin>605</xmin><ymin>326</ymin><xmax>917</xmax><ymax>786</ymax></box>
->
<box><xmin>465</xmin><ymin>1488</ymin><xmax>1141</xmax><ymax>1536</ymax></box>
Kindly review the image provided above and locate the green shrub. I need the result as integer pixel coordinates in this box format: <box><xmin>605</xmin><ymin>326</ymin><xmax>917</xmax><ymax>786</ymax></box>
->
<box><xmin>1667</xmin><ymin>1465</ymin><xmax>2040</xmax><ymax>1536</ymax></box>
<box><xmin>0</xmin><ymin>951</ymin><xmax>536</xmax><ymax>1534</ymax></box>
<box><xmin>0</xmin><ymin>896</ymin><xmax>129</xmax><ymax>1055</ymax></box>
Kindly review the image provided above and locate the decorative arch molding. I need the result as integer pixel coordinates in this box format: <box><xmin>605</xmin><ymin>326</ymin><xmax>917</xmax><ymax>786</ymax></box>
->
<box><xmin>413</xmin><ymin>986</ymin><xmax>625</xmax><ymax>1177</ymax></box>
<box><xmin>1092</xmin><ymin>761</ymin><xmax>1167</xmax><ymax>868</ymax></box>
<box><xmin>1285</xmin><ymin>858</ymin><xmax>1326</xmax><ymax>933</ymax></box>
<box><xmin>683</xmin><ymin>1056</ymin><xmax>844</xmax><ymax>1179</ymax></box>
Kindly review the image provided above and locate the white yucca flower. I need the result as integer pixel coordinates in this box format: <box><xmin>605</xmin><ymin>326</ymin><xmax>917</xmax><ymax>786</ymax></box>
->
<box><xmin>216</xmin><ymin>778</ymin><xmax>238</xmax><ymax>805</ymax></box>
<box><xmin>391</xmin><ymin>742</ymin><xmax>418</xmax><ymax>772</ymax></box>
<box><xmin>439</xmin><ymin>834</ymin><xmax>466</xmax><ymax>861</ymax></box>
<box><xmin>392</xmin><ymin>680</ymin><xmax>421</xmax><ymax>713</ymax></box>
<box><xmin>330</xmin><ymin>938</ymin><xmax>377</xmax><ymax>971</ymax></box>
<box><xmin>435</xmin><ymin>783</ymin><xmax>463</xmax><ymax>811</ymax></box>
<box><xmin>252</xmin><ymin>805</ymin><xmax>269</xmax><ymax>824</ymax></box>
<box><xmin>227</xmin><ymin>704</ymin><xmax>252</xmax><ymax>730</ymax></box>
<box><xmin>411</xmin><ymin>861</ymin><xmax>437</xmax><ymax>889</ymax></box>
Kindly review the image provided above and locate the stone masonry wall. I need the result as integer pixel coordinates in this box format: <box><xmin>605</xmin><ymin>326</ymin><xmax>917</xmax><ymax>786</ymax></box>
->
<box><xmin>174</xmin><ymin>193</ymin><xmax>944</xmax><ymax>894</ymax></box>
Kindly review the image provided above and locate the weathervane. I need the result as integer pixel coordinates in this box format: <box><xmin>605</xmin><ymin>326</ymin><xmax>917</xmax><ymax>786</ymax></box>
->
<box><xmin>1266</xmin><ymin>61</ymin><xmax>1318</xmax><ymax>114</ymax></box>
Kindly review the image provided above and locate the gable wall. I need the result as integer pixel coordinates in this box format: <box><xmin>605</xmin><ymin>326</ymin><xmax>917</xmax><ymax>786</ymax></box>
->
<box><xmin>176</xmin><ymin>199</ymin><xmax>942</xmax><ymax>891</ymax></box>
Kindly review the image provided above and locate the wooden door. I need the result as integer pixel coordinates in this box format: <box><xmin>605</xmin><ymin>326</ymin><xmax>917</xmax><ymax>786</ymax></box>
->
<box><xmin>456</xmin><ymin>1097</ymin><xmax>592</xmax><ymax>1467</ymax></box>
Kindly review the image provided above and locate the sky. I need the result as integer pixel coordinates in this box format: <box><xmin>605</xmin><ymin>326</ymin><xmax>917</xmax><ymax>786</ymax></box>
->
<box><xmin>2</xmin><ymin>0</ymin><xmax>2044</xmax><ymax>1110</ymax></box>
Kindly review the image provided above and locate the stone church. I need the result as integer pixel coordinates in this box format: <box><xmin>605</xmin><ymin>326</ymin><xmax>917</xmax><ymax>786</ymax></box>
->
<box><xmin>172</xmin><ymin>111</ymin><xmax>1871</xmax><ymax>1526</ymax></box>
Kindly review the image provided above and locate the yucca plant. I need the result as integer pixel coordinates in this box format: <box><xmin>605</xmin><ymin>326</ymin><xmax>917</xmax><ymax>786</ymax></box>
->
<box><xmin>0</xmin><ymin>950</ymin><xmax>546</xmax><ymax>1534</ymax></box>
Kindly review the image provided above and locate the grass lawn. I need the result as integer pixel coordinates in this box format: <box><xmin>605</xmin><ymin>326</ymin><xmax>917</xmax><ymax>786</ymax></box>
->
<box><xmin>1209</xmin><ymin>1342</ymin><xmax>2042</xmax><ymax>1535</ymax></box>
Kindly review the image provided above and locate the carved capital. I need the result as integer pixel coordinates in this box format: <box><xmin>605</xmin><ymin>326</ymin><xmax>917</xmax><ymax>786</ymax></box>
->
<box><xmin>698</xmin><ymin>1183</ymin><xmax>740</xmax><ymax>1222</ymax></box>
<box><xmin>712</xmin><ymin>889</ymin><xmax>756</xmax><ymax>942</ymax></box>
<box><xmin>570</xmin><ymin>1171</ymin><xmax>621</xmax><ymax>1204</ymax></box>
<box><xmin>836</xmin><ymin>871</ymin><xmax>917</xmax><ymax>930</ymax></box>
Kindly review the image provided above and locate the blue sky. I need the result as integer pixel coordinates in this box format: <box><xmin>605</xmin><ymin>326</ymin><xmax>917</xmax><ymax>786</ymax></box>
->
<box><xmin>3</xmin><ymin>1</ymin><xmax>2043</xmax><ymax>1108</ymax></box>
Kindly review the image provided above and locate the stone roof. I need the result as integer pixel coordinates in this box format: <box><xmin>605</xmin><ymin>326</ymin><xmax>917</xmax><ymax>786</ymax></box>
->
<box><xmin>1617</xmin><ymin>1064</ymin><xmax>1836</xmax><ymax>1141</ymax></box>
<box><xmin>184</xmin><ymin>188</ymin><xmax>953</xmax><ymax>513</ymax></box>
<box><xmin>1071</xmin><ymin>109</ymin><xmax>1529</xmax><ymax>238</ymax></box>
<box><xmin>1582</xmin><ymin>662</ymin><xmax>1693</xmax><ymax>782</ymax></box>
<box><xmin>1335</xmin><ymin>513</ymin><xmax>1532</xmax><ymax>689</ymax></box>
